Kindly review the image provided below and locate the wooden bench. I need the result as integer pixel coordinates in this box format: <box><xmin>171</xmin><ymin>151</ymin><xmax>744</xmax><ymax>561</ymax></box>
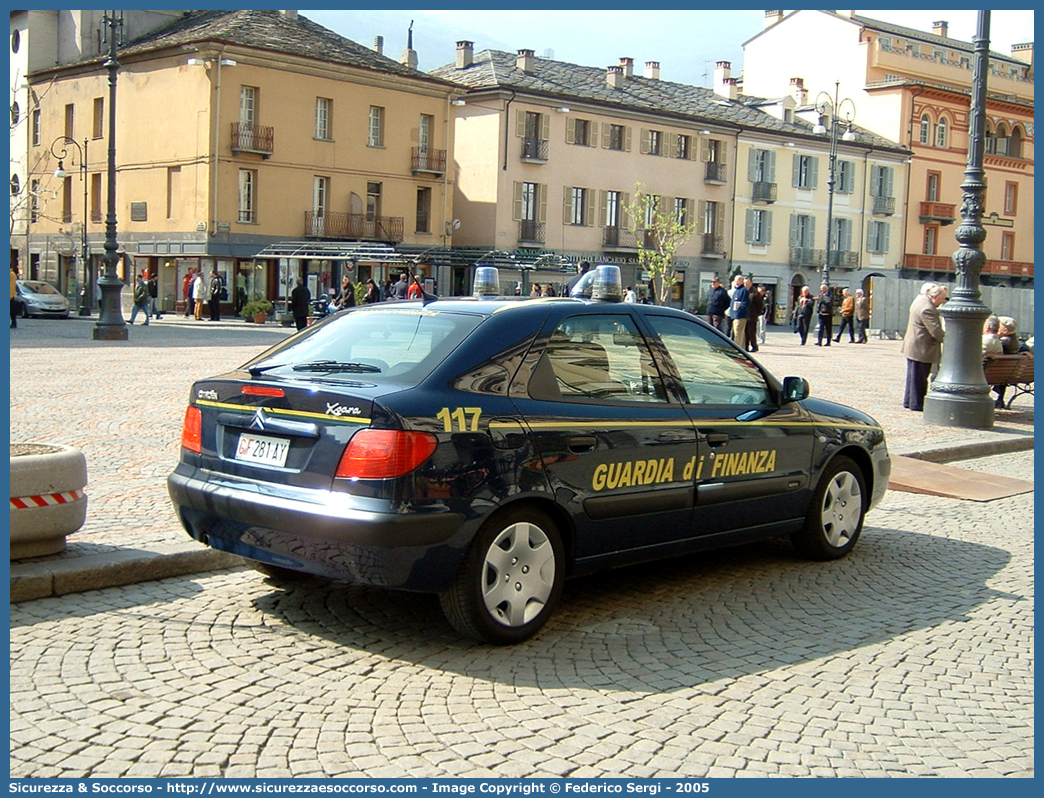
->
<box><xmin>983</xmin><ymin>352</ymin><xmax>1034</xmax><ymax>409</ymax></box>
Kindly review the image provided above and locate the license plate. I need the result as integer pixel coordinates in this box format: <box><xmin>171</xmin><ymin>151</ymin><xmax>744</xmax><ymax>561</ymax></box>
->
<box><xmin>235</xmin><ymin>432</ymin><xmax>290</xmax><ymax>467</ymax></box>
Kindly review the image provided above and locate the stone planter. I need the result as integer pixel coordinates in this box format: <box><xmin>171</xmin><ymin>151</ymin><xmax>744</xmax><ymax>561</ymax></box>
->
<box><xmin>9</xmin><ymin>444</ymin><xmax>88</xmax><ymax>559</ymax></box>
<box><xmin>253</xmin><ymin>313</ymin><xmax>267</xmax><ymax>324</ymax></box>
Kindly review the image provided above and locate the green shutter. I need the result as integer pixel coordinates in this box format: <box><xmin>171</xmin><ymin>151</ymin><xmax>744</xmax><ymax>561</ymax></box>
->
<box><xmin>586</xmin><ymin>188</ymin><xmax>596</xmax><ymax>227</ymax></box>
<box><xmin>513</xmin><ymin>182</ymin><xmax>523</xmax><ymax>221</ymax></box>
<box><xmin>810</xmin><ymin>156</ymin><xmax>819</xmax><ymax>189</ymax></box>
<box><xmin>744</xmin><ymin>209</ymin><xmax>755</xmax><ymax>244</ymax></box>
<box><xmin>624</xmin><ymin>126</ymin><xmax>632</xmax><ymax>152</ymax></box>
<box><xmin>767</xmin><ymin>151</ymin><xmax>776</xmax><ymax>183</ymax></box>
<box><xmin>540</xmin><ymin>114</ymin><xmax>549</xmax><ymax>142</ymax></box>
<box><xmin>789</xmin><ymin>213</ymin><xmax>799</xmax><ymax>246</ymax></box>
<box><xmin>764</xmin><ymin>211</ymin><xmax>773</xmax><ymax>245</ymax></box>
<box><xmin>792</xmin><ymin>154</ymin><xmax>801</xmax><ymax>188</ymax></box>
<box><xmin>601</xmin><ymin>124</ymin><xmax>610</xmax><ymax>149</ymax></box>
<box><xmin>599</xmin><ymin>190</ymin><xmax>607</xmax><ymax>225</ymax></box>
<box><xmin>565</xmin><ymin>118</ymin><xmax>575</xmax><ymax>145</ymax></box>
<box><xmin>640</xmin><ymin>128</ymin><xmax>650</xmax><ymax>154</ymax></box>
<box><xmin>747</xmin><ymin>147</ymin><xmax>757</xmax><ymax>181</ymax></box>
<box><xmin>537</xmin><ymin>184</ymin><xmax>547</xmax><ymax>224</ymax></box>
<box><xmin>515</xmin><ymin>109</ymin><xmax>525</xmax><ymax>138</ymax></box>
<box><xmin>563</xmin><ymin>186</ymin><xmax>572</xmax><ymax>224</ymax></box>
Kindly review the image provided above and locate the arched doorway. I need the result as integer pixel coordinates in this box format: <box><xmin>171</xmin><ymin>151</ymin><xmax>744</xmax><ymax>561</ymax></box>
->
<box><xmin>788</xmin><ymin>272</ymin><xmax>807</xmax><ymax>325</ymax></box>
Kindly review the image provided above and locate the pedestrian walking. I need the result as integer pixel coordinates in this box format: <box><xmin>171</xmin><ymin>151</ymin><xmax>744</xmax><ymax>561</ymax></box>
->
<box><xmin>757</xmin><ymin>285</ymin><xmax>768</xmax><ymax>345</ymax></box>
<box><xmin>407</xmin><ymin>276</ymin><xmax>423</xmax><ymax>299</ymax></box>
<box><xmin>623</xmin><ymin>285</ymin><xmax>637</xmax><ymax>303</ymax></box>
<box><xmin>855</xmin><ymin>288</ymin><xmax>869</xmax><ymax>343</ymax></box>
<box><xmin>290</xmin><ymin>278</ymin><xmax>311</xmax><ymax>331</ymax></box>
<box><xmin>147</xmin><ymin>270</ymin><xmax>162</xmax><ymax>319</ymax></box>
<box><xmin>208</xmin><ymin>270</ymin><xmax>223</xmax><ymax>321</ymax></box>
<box><xmin>705</xmin><ymin>276</ymin><xmax>729</xmax><ymax>335</ymax></box>
<box><xmin>744</xmin><ymin>278</ymin><xmax>762</xmax><ymax>352</ymax></box>
<box><xmin>392</xmin><ymin>273</ymin><xmax>409</xmax><ymax>300</ymax></box>
<box><xmin>566</xmin><ymin>261</ymin><xmax>591</xmax><ymax>296</ymax></box>
<box><xmin>901</xmin><ymin>284</ymin><xmax>946</xmax><ymax>411</ymax></box>
<box><xmin>729</xmin><ymin>275</ymin><xmax>750</xmax><ymax>344</ymax></box>
<box><xmin>814</xmin><ymin>284</ymin><xmax>833</xmax><ymax>346</ymax></box>
<box><xmin>10</xmin><ymin>263</ymin><xmax>20</xmax><ymax>329</ymax></box>
<box><xmin>129</xmin><ymin>272</ymin><xmax>151</xmax><ymax>326</ymax></box>
<box><xmin>182</xmin><ymin>268</ymin><xmax>195</xmax><ymax>317</ymax></box>
<box><xmin>192</xmin><ymin>270</ymin><xmax>207</xmax><ymax>320</ymax></box>
<box><xmin>364</xmin><ymin>278</ymin><xmax>380</xmax><ymax>304</ymax></box>
<box><xmin>796</xmin><ymin>286</ymin><xmax>814</xmax><ymax>345</ymax></box>
<box><xmin>834</xmin><ymin>288</ymin><xmax>855</xmax><ymax>343</ymax></box>
<box><xmin>334</xmin><ymin>275</ymin><xmax>356</xmax><ymax>311</ymax></box>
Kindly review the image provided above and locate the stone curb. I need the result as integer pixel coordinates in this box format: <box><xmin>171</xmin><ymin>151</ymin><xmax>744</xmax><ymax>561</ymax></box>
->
<box><xmin>10</xmin><ymin>542</ymin><xmax>242</xmax><ymax>603</ymax></box>
<box><xmin>8</xmin><ymin>437</ymin><xmax>1032</xmax><ymax>604</ymax></box>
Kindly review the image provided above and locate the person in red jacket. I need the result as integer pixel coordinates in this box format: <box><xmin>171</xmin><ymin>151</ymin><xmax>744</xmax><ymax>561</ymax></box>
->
<box><xmin>407</xmin><ymin>277</ymin><xmax>423</xmax><ymax>299</ymax></box>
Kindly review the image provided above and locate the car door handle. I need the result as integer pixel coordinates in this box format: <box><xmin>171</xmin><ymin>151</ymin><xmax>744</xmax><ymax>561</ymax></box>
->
<box><xmin>705</xmin><ymin>433</ymin><xmax>730</xmax><ymax>448</ymax></box>
<box><xmin>567</xmin><ymin>435</ymin><xmax>598</xmax><ymax>454</ymax></box>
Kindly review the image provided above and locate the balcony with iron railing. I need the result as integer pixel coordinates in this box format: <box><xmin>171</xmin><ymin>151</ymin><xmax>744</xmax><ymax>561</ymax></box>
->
<box><xmin>872</xmin><ymin>195</ymin><xmax>896</xmax><ymax>216</ymax></box>
<box><xmin>751</xmin><ymin>181</ymin><xmax>777</xmax><ymax>204</ymax></box>
<box><xmin>789</xmin><ymin>247</ymin><xmax>824</xmax><ymax>268</ymax></box>
<box><xmin>411</xmin><ymin>147</ymin><xmax>446</xmax><ymax>175</ymax></box>
<box><xmin>701</xmin><ymin>234</ymin><xmax>726</xmax><ymax>257</ymax></box>
<box><xmin>520</xmin><ymin>138</ymin><xmax>549</xmax><ymax>163</ymax></box>
<box><xmin>231</xmin><ymin>123</ymin><xmax>274</xmax><ymax>158</ymax></box>
<box><xmin>304</xmin><ymin>211</ymin><xmax>404</xmax><ymax>242</ymax></box>
<box><xmin>603</xmin><ymin>227</ymin><xmax>640</xmax><ymax>250</ymax></box>
<box><xmin>704</xmin><ymin>162</ymin><xmax>728</xmax><ymax>184</ymax></box>
<box><xmin>918</xmin><ymin>201</ymin><xmax>957</xmax><ymax>224</ymax></box>
<box><xmin>827</xmin><ymin>250</ymin><xmax>859</xmax><ymax>269</ymax></box>
<box><xmin>518</xmin><ymin>219</ymin><xmax>545</xmax><ymax>244</ymax></box>
<box><xmin>904</xmin><ymin>253</ymin><xmax>1033</xmax><ymax>277</ymax></box>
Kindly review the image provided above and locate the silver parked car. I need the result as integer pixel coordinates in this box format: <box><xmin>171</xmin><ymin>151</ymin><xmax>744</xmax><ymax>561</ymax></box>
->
<box><xmin>16</xmin><ymin>280</ymin><xmax>71</xmax><ymax>319</ymax></box>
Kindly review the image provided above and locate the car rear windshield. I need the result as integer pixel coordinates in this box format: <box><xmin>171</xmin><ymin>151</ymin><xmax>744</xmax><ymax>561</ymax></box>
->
<box><xmin>241</xmin><ymin>307</ymin><xmax>484</xmax><ymax>385</ymax></box>
<box><xmin>22</xmin><ymin>282</ymin><xmax>59</xmax><ymax>295</ymax></box>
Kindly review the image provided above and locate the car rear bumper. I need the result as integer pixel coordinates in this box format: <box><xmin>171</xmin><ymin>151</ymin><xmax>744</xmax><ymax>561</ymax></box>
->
<box><xmin>168</xmin><ymin>465</ymin><xmax>468</xmax><ymax>591</ymax></box>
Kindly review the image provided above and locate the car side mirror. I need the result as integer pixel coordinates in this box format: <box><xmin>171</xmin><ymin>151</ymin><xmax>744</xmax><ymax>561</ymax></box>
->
<box><xmin>782</xmin><ymin>376</ymin><xmax>809</xmax><ymax>403</ymax></box>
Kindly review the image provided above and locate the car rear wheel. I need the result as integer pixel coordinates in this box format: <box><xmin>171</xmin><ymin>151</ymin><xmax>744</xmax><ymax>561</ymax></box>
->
<box><xmin>792</xmin><ymin>455</ymin><xmax>866</xmax><ymax>560</ymax></box>
<box><xmin>440</xmin><ymin>506</ymin><xmax>564</xmax><ymax>645</ymax></box>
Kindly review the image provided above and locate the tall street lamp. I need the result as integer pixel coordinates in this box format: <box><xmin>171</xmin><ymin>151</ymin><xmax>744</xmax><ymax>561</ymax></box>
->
<box><xmin>50</xmin><ymin>136</ymin><xmax>91</xmax><ymax>316</ymax></box>
<box><xmin>813</xmin><ymin>82</ymin><xmax>856</xmax><ymax>287</ymax></box>
<box><xmin>924</xmin><ymin>11</ymin><xmax>994</xmax><ymax>429</ymax></box>
<box><xmin>93</xmin><ymin>10</ymin><xmax>128</xmax><ymax>341</ymax></box>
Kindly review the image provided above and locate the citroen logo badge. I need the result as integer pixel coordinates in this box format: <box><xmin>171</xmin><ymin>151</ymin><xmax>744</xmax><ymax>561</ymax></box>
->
<box><xmin>250</xmin><ymin>409</ymin><xmax>266</xmax><ymax>431</ymax></box>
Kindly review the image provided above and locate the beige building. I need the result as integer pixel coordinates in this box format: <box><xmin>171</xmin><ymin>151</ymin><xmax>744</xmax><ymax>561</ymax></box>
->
<box><xmin>741</xmin><ymin>10</ymin><xmax>1034</xmax><ymax>289</ymax></box>
<box><xmin>434</xmin><ymin>45</ymin><xmax>907</xmax><ymax>316</ymax></box>
<box><xmin>21</xmin><ymin>9</ymin><xmax>461</xmax><ymax>313</ymax></box>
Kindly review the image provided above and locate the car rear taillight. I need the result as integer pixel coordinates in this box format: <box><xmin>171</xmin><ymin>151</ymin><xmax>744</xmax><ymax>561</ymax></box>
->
<box><xmin>181</xmin><ymin>406</ymin><xmax>202</xmax><ymax>453</ymax></box>
<box><xmin>335</xmin><ymin>429</ymin><xmax>438</xmax><ymax>479</ymax></box>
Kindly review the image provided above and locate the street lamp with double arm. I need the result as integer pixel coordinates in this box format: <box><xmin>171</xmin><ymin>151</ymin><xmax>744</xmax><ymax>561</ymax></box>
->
<box><xmin>50</xmin><ymin>136</ymin><xmax>91</xmax><ymax>315</ymax></box>
<box><xmin>813</xmin><ymin>82</ymin><xmax>856</xmax><ymax>287</ymax></box>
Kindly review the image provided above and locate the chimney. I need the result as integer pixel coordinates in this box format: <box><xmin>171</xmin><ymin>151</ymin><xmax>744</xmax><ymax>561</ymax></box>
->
<box><xmin>644</xmin><ymin>60</ymin><xmax>660</xmax><ymax>80</ymax></box>
<box><xmin>619</xmin><ymin>57</ymin><xmax>634</xmax><ymax>78</ymax></box>
<box><xmin>280</xmin><ymin>10</ymin><xmax>298</xmax><ymax>20</ymax></box>
<box><xmin>373</xmin><ymin>35</ymin><xmax>383</xmax><ymax>56</ymax></box>
<box><xmin>606</xmin><ymin>65</ymin><xmax>624</xmax><ymax>89</ymax></box>
<box><xmin>790</xmin><ymin>77</ymin><xmax>807</xmax><ymax>106</ymax></box>
<box><xmin>764</xmin><ymin>10</ymin><xmax>783</xmax><ymax>27</ymax></box>
<box><xmin>516</xmin><ymin>48</ymin><xmax>535</xmax><ymax>73</ymax></box>
<box><xmin>933</xmin><ymin>20</ymin><xmax>949</xmax><ymax>39</ymax></box>
<box><xmin>401</xmin><ymin>48</ymin><xmax>418</xmax><ymax>70</ymax></box>
<box><xmin>713</xmin><ymin>60</ymin><xmax>735</xmax><ymax>98</ymax></box>
<box><xmin>456</xmin><ymin>40</ymin><xmax>474</xmax><ymax>69</ymax></box>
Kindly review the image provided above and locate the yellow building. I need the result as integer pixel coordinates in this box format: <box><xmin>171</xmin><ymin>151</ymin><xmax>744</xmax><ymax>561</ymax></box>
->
<box><xmin>742</xmin><ymin>10</ymin><xmax>1034</xmax><ymax>288</ymax></box>
<box><xmin>435</xmin><ymin>45</ymin><xmax>907</xmax><ymax>314</ymax></box>
<box><xmin>23</xmin><ymin>9</ymin><xmax>460</xmax><ymax>313</ymax></box>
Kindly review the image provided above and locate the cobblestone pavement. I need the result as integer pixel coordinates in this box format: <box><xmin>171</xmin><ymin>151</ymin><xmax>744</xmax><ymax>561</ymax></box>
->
<box><xmin>8</xmin><ymin>317</ymin><xmax>1033</xmax><ymax>561</ymax></box>
<box><xmin>9</xmin><ymin>449</ymin><xmax>1033</xmax><ymax>777</ymax></box>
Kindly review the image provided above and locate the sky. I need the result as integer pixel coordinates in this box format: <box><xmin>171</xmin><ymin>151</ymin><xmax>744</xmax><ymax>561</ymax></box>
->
<box><xmin>301</xmin><ymin>8</ymin><xmax>1035</xmax><ymax>88</ymax></box>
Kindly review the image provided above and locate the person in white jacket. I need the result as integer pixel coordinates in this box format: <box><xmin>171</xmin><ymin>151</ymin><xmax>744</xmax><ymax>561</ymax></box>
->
<box><xmin>191</xmin><ymin>271</ymin><xmax>207</xmax><ymax>320</ymax></box>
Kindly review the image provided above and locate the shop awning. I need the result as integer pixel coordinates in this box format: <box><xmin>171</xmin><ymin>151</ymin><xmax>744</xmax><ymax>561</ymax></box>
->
<box><xmin>253</xmin><ymin>240</ymin><xmax>408</xmax><ymax>262</ymax></box>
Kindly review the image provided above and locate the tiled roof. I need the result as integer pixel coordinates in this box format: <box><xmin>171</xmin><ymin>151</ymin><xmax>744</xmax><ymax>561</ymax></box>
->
<box><xmin>61</xmin><ymin>9</ymin><xmax>454</xmax><ymax>87</ymax></box>
<box><xmin>845</xmin><ymin>12</ymin><xmax>1026</xmax><ymax>64</ymax></box>
<box><xmin>431</xmin><ymin>49</ymin><xmax>906</xmax><ymax>152</ymax></box>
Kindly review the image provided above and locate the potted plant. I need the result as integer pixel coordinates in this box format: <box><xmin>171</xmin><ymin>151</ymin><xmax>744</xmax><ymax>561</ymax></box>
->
<box><xmin>241</xmin><ymin>299</ymin><xmax>273</xmax><ymax>324</ymax></box>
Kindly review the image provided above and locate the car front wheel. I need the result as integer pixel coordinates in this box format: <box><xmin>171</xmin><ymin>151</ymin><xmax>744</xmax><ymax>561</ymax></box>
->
<box><xmin>792</xmin><ymin>455</ymin><xmax>867</xmax><ymax>560</ymax></box>
<box><xmin>440</xmin><ymin>506</ymin><xmax>564</xmax><ymax>645</ymax></box>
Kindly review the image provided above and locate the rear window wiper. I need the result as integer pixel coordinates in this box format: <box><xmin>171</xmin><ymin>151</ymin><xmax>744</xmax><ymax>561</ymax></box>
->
<box><xmin>291</xmin><ymin>360</ymin><xmax>382</xmax><ymax>373</ymax></box>
<box><xmin>247</xmin><ymin>362</ymin><xmax>285</xmax><ymax>376</ymax></box>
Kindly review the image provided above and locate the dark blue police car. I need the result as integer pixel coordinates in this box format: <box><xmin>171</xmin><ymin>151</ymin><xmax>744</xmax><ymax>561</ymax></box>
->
<box><xmin>168</xmin><ymin>266</ymin><xmax>890</xmax><ymax>644</ymax></box>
